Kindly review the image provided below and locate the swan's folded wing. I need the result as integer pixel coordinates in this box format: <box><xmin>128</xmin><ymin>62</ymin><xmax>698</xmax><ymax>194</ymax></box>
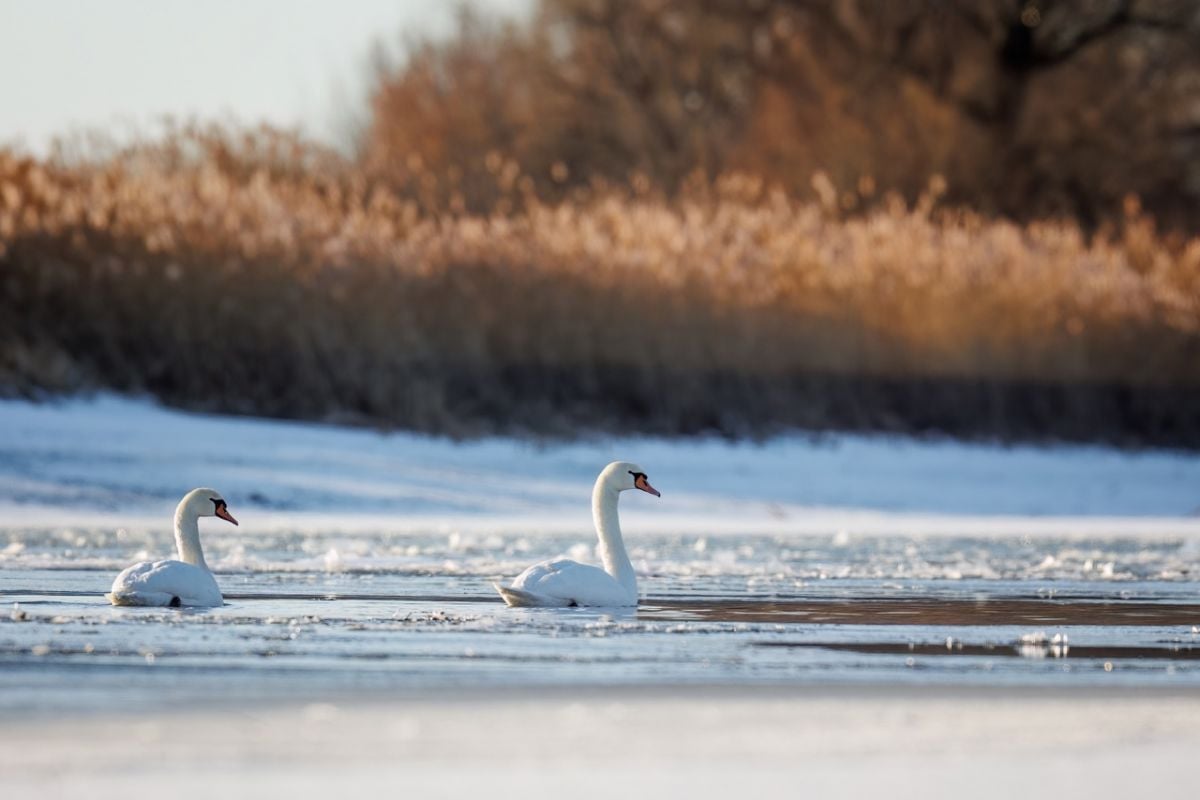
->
<box><xmin>108</xmin><ymin>560</ymin><xmax>222</xmax><ymax>607</ymax></box>
<box><xmin>510</xmin><ymin>559</ymin><xmax>635</xmax><ymax>607</ymax></box>
<box><xmin>493</xmin><ymin>582</ymin><xmax>566</xmax><ymax>607</ymax></box>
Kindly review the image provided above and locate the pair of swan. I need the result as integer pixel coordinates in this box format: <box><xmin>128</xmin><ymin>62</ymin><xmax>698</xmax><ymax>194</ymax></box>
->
<box><xmin>108</xmin><ymin>461</ymin><xmax>659</xmax><ymax>609</ymax></box>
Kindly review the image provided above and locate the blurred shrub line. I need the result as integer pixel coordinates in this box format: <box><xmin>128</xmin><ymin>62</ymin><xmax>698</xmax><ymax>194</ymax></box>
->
<box><xmin>1</xmin><ymin>124</ymin><xmax>1197</xmax><ymax>445</ymax></box>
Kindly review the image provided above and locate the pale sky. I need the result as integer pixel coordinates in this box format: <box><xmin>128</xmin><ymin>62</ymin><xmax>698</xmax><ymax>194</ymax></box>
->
<box><xmin>0</xmin><ymin>0</ymin><xmax>530</xmax><ymax>154</ymax></box>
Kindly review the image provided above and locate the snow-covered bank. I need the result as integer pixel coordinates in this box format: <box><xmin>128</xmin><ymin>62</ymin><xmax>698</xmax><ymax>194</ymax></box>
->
<box><xmin>1</xmin><ymin>395</ymin><xmax>1198</xmax><ymax>535</ymax></box>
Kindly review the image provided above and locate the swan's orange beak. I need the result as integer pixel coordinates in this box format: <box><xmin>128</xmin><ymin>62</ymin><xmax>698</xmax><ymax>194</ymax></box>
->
<box><xmin>634</xmin><ymin>474</ymin><xmax>661</xmax><ymax>497</ymax></box>
<box><xmin>215</xmin><ymin>504</ymin><xmax>239</xmax><ymax>526</ymax></box>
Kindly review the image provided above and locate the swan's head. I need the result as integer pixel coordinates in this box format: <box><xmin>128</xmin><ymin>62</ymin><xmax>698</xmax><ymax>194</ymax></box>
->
<box><xmin>602</xmin><ymin>461</ymin><xmax>661</xmax><ymax>497</ymax></box>
<box><xmin>182</xmin><ymin>487</ymin><xmax>239</xmax><ymax>526</ymax></box>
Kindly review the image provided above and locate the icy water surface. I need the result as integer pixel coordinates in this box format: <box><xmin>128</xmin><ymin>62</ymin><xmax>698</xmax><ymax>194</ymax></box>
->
<box><xmin>3</xmin><ymin>526</ymin><xmax>1199</xmax><ymax>716</ymax></box>
<box><xmin>2</xmin><ymin>396</ymin><xmax>1199</xmax><ymax>716</ymax></box>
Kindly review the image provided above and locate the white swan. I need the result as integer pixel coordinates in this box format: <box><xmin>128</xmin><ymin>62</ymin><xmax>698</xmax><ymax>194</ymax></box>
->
<box><xmin>494</xmin><ymin>461</ymin><xmax>660</xmax><ymax>607</ymax></box>
<box><xmin>107</xmin><ymin>488</ymin><xmax>238</xmax><ymax>608</ymax></box>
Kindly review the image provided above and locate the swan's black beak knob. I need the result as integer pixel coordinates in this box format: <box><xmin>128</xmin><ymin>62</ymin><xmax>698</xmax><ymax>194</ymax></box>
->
<box><xmin>214</xmin><ymin>501</ymin><xmax>239</xmax><ymax>526</ymax></box>
<box><xmin>634</xmin><ymin>474</ymin><xmax>661</xmax><ymax>497</ymax></box>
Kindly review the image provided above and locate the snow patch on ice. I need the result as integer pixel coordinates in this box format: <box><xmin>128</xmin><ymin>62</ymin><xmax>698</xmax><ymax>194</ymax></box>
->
<box><xmin>0</xmin><ymin>394</ymin><xmax>1198</xmax><ymax>537</ymax></box>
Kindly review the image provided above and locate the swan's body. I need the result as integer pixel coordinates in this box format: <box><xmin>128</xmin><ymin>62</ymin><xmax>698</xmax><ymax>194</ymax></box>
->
<box><xmin>495</xmin><ymin>461</ymin><xmax>660</xmax><ymax>608</ymax></box>
<box><xmin>108</xmin><ymin>559</ymin><xmax>222</xmax><ymax>608</ymax></box>
<box><xmin>107</xmin><ymin>488</ymin><xmax>238</xmax><ymax>608</ymax></box>
<box><xmin>496</xmin><ymin>560</ymin><xmax>636</xmax><ymax>607</ymax></box>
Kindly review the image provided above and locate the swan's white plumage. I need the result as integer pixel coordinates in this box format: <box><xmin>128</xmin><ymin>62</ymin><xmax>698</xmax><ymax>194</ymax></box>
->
<box><xmin>107</xmin><ymin>559</ymin><xmax>222</xmax><ymax>607</ymax></box>
<box><xmin>505</xmin><ymin>558</ymin><xmax>636</xmax><ymax>607</ymax></box>
<box><xmin>496</xmin><ymin>461</ymin><xmax>659</xmax><ymax>608</ymax></box>
<box><xmin>107</xmin><ymin>487</ymin><xmax>236</xmax><ymax>608</ymax></box>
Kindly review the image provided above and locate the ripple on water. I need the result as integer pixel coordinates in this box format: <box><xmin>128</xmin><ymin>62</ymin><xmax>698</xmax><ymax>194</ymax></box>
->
<box><xmin>1</xmin><ymin>529</ymin><xmax>1199</xmax><ymax>715</ymax></box>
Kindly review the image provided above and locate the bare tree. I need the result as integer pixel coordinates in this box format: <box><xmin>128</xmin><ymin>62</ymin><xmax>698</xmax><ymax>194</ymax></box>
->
<box><xmin>361</xmin><ymin>0</ymin><xmax>1200</xmax><ymax>228</ymax></box>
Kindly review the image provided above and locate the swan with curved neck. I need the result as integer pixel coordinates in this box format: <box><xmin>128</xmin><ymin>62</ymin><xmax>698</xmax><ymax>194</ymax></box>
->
<box><xmin>494</xmin><ymin>461</ymin><xmax>660</xmax><ymax>607</ymax></box>
<box><xmin>107</xmin><ymin>488</ymin><xmax>238</xmax><ymax>607</ymax></box>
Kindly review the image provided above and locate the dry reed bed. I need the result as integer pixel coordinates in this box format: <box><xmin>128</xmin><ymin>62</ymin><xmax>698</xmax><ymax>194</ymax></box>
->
<box><xmin>1</xmin><ymin>131</ymin><xmax>1197</xmax><ymax>438</ymax></box>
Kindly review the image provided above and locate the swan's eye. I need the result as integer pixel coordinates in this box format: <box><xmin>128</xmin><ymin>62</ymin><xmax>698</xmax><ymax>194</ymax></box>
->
<box><xmin>211</xmin><ymin>498</ymin><xmax>225</xmax><ymax>510</ymax></box>
<box><xmin>628</xmin><ymin>471</ymin><xmax>646</xmax><ymax>481</ymax></box>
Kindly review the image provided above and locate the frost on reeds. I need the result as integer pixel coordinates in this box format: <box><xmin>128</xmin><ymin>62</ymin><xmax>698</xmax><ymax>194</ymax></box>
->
<box><xmin>1</xmin><ymin>128</ymin><xmax>1197</xmax><ymax>440</ymax></box>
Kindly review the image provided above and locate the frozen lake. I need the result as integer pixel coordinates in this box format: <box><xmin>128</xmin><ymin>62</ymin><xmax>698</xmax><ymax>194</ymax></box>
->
<box><xmin>2</xmin><ymin>395</ymin><xmax>1199</xmax><ymax>716</ymax></box>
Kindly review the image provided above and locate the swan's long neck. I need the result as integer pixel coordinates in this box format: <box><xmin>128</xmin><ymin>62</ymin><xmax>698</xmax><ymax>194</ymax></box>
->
<box><xmin>593</xmin><ymin>478</ymin><xmax>636</xmax><ymax>598</ymax></box>
<box><xmin>174</xmin><ymin>503</ymin><xmax>209</xmax><ymax>570</ymax></box>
